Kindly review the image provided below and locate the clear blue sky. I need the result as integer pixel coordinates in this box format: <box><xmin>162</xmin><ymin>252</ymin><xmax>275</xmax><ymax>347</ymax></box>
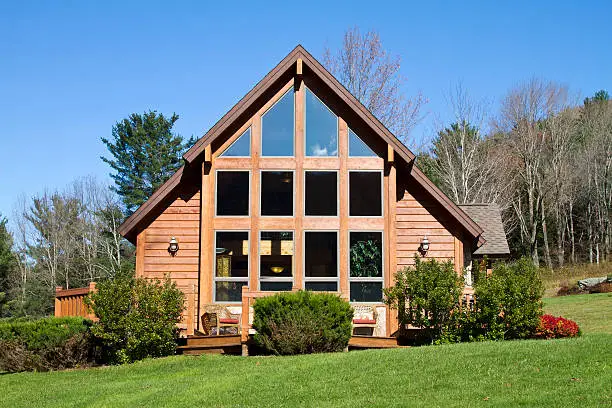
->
<box><xmin>1</xmin><ymin>1</ymin><xmax>610</xmax><ymax>224</ymax></box>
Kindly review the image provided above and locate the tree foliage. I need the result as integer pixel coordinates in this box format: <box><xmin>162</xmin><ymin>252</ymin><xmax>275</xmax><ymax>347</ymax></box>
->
<box><xmin>384</xmin><ymin>257</ymin><xmax>464</xmax><ymax>344</ymax></box>
<box><xmin>421</xmin><ymin>84</ymin><xmax>611</xmax><ymax>266</ymax></box>
<box><xmin>472</xmin><ymin>258</ymin><xmax>544</xmax><ymax>340</ymax></box>
<box><xmin>101</xmin><ymin>111</ymin><xmax>195</xmax><ymax>215</ymax></box>
<box><xmin>6</xmin><ymin>177</ymin><xmax>134</xmax><ymax>317</ymax></box>
<box><xmin>0</xmin><ymin>214</ymin><xmax>16</xmax><ymax>316</ymax></box>
<box><xmin>86</xmin><ymin>277</ymin><xmax>184</xmax><ymax>364</ymax></box>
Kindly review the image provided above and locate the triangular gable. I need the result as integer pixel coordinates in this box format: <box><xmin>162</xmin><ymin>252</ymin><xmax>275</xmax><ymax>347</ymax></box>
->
<box><xmin>119</xmin><ymin>45</ymin><xmax>484</xmax><ymax>245</ymax></box>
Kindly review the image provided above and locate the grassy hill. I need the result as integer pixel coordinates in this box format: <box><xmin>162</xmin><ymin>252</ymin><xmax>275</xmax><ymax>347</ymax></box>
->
<box><xmin>1</xmin><ymin>294</ymin><xmax>610</xmax><ymax>408</ymax></box>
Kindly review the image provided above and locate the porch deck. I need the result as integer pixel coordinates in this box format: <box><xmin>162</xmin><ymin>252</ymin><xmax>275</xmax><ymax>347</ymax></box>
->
<box><xmin>177</xmin><ymin>334</ymin><xmax>401</xmax><ymax>355</ymax></box>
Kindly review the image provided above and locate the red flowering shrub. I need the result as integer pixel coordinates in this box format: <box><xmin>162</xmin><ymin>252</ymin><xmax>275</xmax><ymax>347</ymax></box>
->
<box><xmin>535</xmin><ymin>314</ymin><xmax>580</xmax><ymax>339</ymax></box>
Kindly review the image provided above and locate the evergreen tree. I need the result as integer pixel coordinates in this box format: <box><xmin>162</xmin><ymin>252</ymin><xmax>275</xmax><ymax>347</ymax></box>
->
<box><xmin>0</xmin><ymin>213</ymin><xmax>15</xmax><ymax>315</ymax></box>
<box><xmin>101</xmin><ymin>111</ymin><xmax>195</xmax><ymax>215</ymax></box>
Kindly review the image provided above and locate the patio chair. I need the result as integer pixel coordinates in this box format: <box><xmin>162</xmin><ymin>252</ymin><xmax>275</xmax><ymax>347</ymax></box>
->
<box><xmin>352</xmin><ymin>305</ymin><xmax>378</xmax><ymax>336</ymax></box>
<box><xmin>200</xmin><ymin>304</ymin><xmax>241</xmax><ymax>336</ymax></box>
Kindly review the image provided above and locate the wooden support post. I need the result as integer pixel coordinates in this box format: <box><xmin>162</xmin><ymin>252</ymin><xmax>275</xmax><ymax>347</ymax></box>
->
<box><xmin>387</xmin><ymin>145</ymin><xmax>394</xmax><ymax>163</ymax></box>
<box><xmin>454</xmin><ymin>237</ymin><xmax>464</xmax><ymax>275</ymax></box>
<box><xmin>294</xmin><ymin>80</ymin><xmax>304</xmax><ymax>289</ymax></box>
<box><xmin>338</xmin><ymin>118</ymin><xmax>349</xmax><ymax>297</ymax></box>
<box><xmin>136</xmin><ymin>230</ymin><xmax>145</xmax><ymax>277</ymax></box>
<box><xmin>204</xmin><ymin>144</ymin><xmax>212</xmax><ymax>163</ymax></box>
<box><xmin>241</xmin><ymin>286</ymin><xmax>250</xmax><ymax>344</ymax></box>
<box><xmin>186</xmin><ymin>290</ymin><xmax>195</xmax><ymax>336</ymax></box>
<box><xmin>296</xmin><ymin>58</ymin><xmax>302</xmax><ymax>76</ymax></box>
<box><xmin>386</xmin><ymin>157</ymin><xmax>397</xmax><ymax>336</ymax></box>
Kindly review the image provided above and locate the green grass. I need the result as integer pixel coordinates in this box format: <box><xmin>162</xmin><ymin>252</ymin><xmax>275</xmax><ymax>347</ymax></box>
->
<box><xmin>0</xmin><ymin>294</ymin><xmax>610</xmax><ymax>408</ymax></box>
<box><xmin>544</xmin><ymin>293</ymin><xmax>612</xmax><ymax>334</ymax></box>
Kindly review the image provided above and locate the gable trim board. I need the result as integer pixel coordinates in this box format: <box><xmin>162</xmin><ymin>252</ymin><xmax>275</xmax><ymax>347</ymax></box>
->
<box><xmin>119</xmin><ymin>45</ymin><xmax>484</xmax><ymax>248</ymax></box>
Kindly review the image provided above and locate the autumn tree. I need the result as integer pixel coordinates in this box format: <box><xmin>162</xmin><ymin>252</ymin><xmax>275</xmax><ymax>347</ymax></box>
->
<box><xmin>323</xmin><ymin>27</ymin><xmax>426</xmax><ymax>148</ymax></box>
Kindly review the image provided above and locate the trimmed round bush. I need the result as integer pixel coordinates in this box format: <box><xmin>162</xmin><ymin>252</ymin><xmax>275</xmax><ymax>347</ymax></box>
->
<box><xmin>252</xmin><ymin>291</ymin><xmax>353</xmax><ymax>355</ymax></box>
<box><xmin>536</xmin><ymin>314</ymin><xmax>580</xmax><ymax>339</ymax></box>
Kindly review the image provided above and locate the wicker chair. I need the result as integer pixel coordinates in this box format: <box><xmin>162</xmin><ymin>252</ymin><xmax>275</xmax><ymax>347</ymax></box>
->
<box><xmin>200</xmin><ymin>304</ymin><xmax>241</xmax><ymax>336</ymax></box>
<box><xmin>352</xmin><ymin>305</ymin><xmax>378</xmax><ymax>336</ymax></box>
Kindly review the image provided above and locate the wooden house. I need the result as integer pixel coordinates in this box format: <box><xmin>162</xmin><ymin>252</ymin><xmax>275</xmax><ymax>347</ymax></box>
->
<box><xmin>118</xmin><ymin>45</ymin><xmax>509</xmax><ymax>349</ymax></box>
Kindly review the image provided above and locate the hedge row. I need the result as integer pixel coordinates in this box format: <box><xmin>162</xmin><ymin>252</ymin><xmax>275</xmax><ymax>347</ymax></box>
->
<box><xmin>0</xmin><ymin>317</ymin><xmax>93</xmax><ymax>372</ymax></box>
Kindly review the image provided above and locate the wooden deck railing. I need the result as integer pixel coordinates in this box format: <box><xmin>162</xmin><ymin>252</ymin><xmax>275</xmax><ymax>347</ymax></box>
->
<box><xmin>55</xmin><ymin>282</ymin><xmax>97</xmax><ymax>320</ymax></box>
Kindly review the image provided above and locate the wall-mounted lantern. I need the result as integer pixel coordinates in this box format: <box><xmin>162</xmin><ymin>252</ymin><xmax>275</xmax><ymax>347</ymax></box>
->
<box><xmin>168</xmin><ymin>236</ymin><xmax>179</xmax><ymax>256</ymax></box>
<box><xmin>418</xmin><ymin>235</ymin><xmax>430</xmax><ymax>256</ymax></box>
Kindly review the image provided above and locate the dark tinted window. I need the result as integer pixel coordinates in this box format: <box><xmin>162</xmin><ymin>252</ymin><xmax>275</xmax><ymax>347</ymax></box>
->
<box><xmin>305</xmin><ymin>171</ymin><xmax>337</xmax><ymax>216</ymax></box>
<box><xmin>261</xmin><ymin>171</ymin><xmax>293</xmax><ymax>216</ymax></box>
<box><xmin>349</xmin><ymin>232</ymin><xmax>383</xmax><ymax>278</ymax></box>
<box><xmin>304</xmin><ymin>232</ymin><xmax>338</xmax><ymax>278</ymax></box>
<box><xmin>350</xmin><ymin>282</ymin><xmax>383</xmax><ymax>302</ymax></box>
<box><xmin>216</xmin><ymin>171</ymin><xmax>249</xmax><ymax>216</ymax></box>
<box><xmin>259</xmin><ymin>231</ymin><xmax>294</xmax><ymax>289</ymax></box>
<box><xmin>349</xmin><ymin>172</ymin><xmax>382</xmax><ymax>216</ymax></box>
<box><xmin>215</xmin><ymin>232</ymin><xmax>249</xmax><ymax>278</ymax></box>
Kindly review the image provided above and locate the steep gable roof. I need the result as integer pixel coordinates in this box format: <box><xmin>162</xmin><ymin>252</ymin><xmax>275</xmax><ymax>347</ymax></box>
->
<box><xmin>119</xmin><ymin>45</ymin><xmax>484</xmax><ymax>245</ymax></box>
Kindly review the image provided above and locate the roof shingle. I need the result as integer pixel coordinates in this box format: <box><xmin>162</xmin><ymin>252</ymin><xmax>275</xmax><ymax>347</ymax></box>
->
<box><xmin>458</xmin><ymin>204</ymin><xmax>510</xmax><ymax>256</ymax></box>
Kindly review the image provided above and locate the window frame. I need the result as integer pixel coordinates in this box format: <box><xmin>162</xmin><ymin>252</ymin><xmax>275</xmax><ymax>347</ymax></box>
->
<box><xmin>302</xmin><ymin>230</ymin><xmax>340</xmax><ymax>292</ymax></box>
<box><xmin>303</xmin><ymin>170</ymin><xmax>339</xmax><ymax>217</ymax></box>
<box><xmin>258</xmin><ymin>230</ymin><xmax>295</xmax><ymax>291</ymax></box>
<box><xmin>214</xmin><ymin>169</ymin><xmax>251</xmax><ymax>217</ymax></box>
<box><xmin>213</xmin><ymin>230</ymin><xmax>250</xmax><ymax>304</ymax></box>
<box><xmin>259</xmin><ymin>170</ymin><xmax>295</xmax><ymax>218</ymax></box>
<box><xmin>260</xmin><ymin>88</ymin><xmax>295</xmax><ymax>158</ymax></box>
<box><xmin>347</xmin><ymin>170</ymin><xmax>384</xmax><ymax>218</ymax></box>
<box><xmin>219</xmin><ymin>126</ymin><xmax>251</xmax><ymax>158</ymax></box>
<box><xmin>348</xmin><ymin>230</ymin><xmax>385</xmax><ymax>304</ymax></box>
<box><xmin>303</xmin><ymin>86</ymin><xmax>339</xmax><ymax>158</ymax></box>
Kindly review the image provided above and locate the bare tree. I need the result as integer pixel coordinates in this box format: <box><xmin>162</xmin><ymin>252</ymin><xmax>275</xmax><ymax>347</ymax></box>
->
<box><xmin>496</xmin><ymin>78</ymin><xmax>569</xmax><ymax>266</ymax></box>
<box><xmin>430</xmin><ymin>84</ymin><xmax>509</xmax><ymax>205</ymax></box>
<box><xmin>323</xmin><ymin>27</ymin><xmax>426</xmax><ymax>148</ymax></box>
<box><xmin>579</xmin><ymin>97</ymin><xmax>612</xmax><ymax>263</ymax></box>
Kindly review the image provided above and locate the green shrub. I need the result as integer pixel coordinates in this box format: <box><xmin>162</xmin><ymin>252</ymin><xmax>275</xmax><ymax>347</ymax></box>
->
<box><xmin>0</xmin><ymin>316</ymin><xmax>92</xmax><ymax>372</ymax></box>
<box><xmin>384</xmin><ymin>257</ymin><xmax>464</xmax><ymax>344</ymax></box>
<box><xmin>473</xmin><ymin>258</ymin><xmax>543</xmax><ymax>340</ymax></box>
<box><xmin>252</xmin><ymin>291</ymin><xmax>353</xmax><ymax>355</ymax></box>
<box><xmin>86</xmin><ymin>277</ymin><xmax>184</xmax><ymax>364</ymax></box>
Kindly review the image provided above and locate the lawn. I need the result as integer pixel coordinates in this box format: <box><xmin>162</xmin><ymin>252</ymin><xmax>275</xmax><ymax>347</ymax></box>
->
<box><xmin>544</xmin><ymin>293</ymin><xmax>612</xmax><ymax>334</ymax></box>
<box><xmin>0</xmin><ymin>294</ymin><xmax>610</xmax><ymax>408</ymax></box>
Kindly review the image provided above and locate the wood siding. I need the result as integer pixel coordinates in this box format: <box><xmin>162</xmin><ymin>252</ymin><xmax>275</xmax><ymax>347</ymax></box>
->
<box><xmin>395</xmin><ymin>190</ymin><xmax>460</xmax><ymax>269</ymax></box>
<box><xmin>137</xmin><ymin>186</ymin><xmax>201</xmax><ymax>333</ymax></box>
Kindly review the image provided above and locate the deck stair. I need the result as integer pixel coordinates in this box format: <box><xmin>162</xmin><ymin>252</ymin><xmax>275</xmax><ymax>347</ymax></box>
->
<box><xmin>177</xmin><ymin>334</ymin><xmax>242</xmax><ymax>355</ymax></box>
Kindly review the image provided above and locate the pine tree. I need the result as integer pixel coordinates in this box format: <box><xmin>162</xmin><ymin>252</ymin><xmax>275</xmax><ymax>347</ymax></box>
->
<box><xmin>0</xmin><ymin>213</ymin><xmax>15</xmax><ymax>315</ymax></box>
<box><xmin>101</xmin><ymin>111</ymin><xmax>195</xmax><ymax>215</ymax></box>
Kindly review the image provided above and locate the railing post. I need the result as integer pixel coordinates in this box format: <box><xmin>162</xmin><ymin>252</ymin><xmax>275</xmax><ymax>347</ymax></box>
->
<box><xmin>186</xmin><ymin>288</ymin><xmax>195</xmax><ymax>336</ymax></box>
<box><xmin>241</xmin><ymin>286</ymin><xmax>251</xmax><ymax>356</ymax></box>
<box><xmin>55</xmin><ymin>287</ymin><xmax>62</xmax><ymax>317</ymax></box>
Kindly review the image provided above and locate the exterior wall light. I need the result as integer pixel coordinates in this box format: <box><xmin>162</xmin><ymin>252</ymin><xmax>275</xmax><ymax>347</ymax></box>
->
<box><xmin>168</xmin><ymin>236</ymin><xmax>179</xmax><ymax>255</ymax></box>
<box><xmin>419</xmin><ymin>236</ymin><xmax>430</xmax><ymax>256</ymax></box>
